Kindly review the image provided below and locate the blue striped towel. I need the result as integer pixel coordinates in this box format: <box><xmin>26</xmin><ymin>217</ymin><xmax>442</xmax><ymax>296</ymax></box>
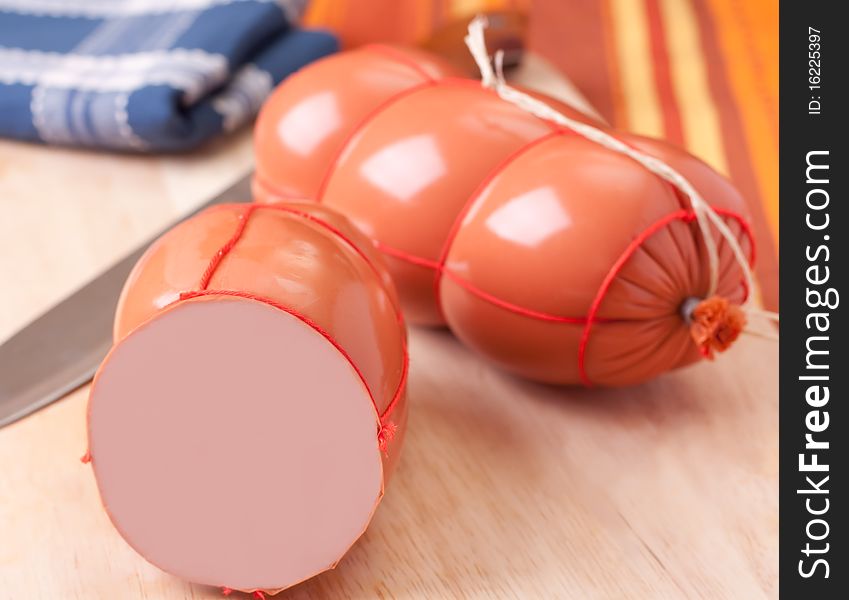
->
<box><xmin>0</xmin><ymin>1</ymin><xmax>338</xmax><ymax>151</ymax></box>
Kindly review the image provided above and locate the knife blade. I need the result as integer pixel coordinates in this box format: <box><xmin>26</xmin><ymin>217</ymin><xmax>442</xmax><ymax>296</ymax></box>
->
<box><xmin>0</xmin><ymin>174</ymin><xmax>252</xmax><ymax>428</ymax></box>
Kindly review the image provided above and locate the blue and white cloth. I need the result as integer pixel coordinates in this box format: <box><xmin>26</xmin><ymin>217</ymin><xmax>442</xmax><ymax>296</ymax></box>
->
<box><xmin>0</xmin><ymin>0</ymin><xmax>338</xmax><ymax>151</ymax></box>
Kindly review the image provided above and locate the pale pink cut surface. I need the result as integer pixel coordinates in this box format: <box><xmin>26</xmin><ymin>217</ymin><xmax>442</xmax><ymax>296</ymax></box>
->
<box><xmin>88</xmin><ymin>296</ymin><xmax>384</xmax><ymax>592</ymax></box>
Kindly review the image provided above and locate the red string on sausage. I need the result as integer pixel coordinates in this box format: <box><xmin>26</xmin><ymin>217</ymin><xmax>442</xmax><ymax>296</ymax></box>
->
<box><xmin>185</xmin><ymin>204</ymin><xmax>408</xmax><ymax>453</ymax></box>
<box><xmin>257</xmin><ymin>48</ymin><xmax>758</xmax><ymax>387</ymax></box>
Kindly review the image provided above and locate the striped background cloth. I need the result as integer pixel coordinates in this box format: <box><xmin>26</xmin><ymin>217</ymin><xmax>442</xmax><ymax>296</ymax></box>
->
<box><xmin>307</xmin><ymin>0</ymin><xmax>779</xmax><ymax>310</ymax></box>
<box><xmin>0</xmin><ymin>0</ymin><xmax>338</xmax><ymax>151</ymax></box>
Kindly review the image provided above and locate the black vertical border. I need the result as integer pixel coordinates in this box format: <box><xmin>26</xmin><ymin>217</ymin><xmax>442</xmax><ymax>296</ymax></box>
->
<box><xmin>779</xmin><ymin>1</ymin><xmax>847</xmax><ymax>597</ymax></box>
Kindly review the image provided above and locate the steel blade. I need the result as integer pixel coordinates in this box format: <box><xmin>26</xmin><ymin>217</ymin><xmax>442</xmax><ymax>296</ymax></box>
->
<box><xmin>0</xmin><ymin>174</ymin><xmax>251</xmax><ymax>428</ymax></box>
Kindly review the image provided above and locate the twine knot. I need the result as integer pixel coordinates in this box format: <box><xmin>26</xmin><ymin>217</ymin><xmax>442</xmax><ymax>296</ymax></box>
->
<box><xmin>683</xmin><ymin>296</ymin><xmax>746</xmax><ymax>359</ymax></box>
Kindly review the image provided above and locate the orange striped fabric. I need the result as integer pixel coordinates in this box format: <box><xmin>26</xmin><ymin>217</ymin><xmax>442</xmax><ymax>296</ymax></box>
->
<box><xmin>530</xmin><ymin>0</ymin><xmax>778</xmax><ymax>309</ymax></box>
<box><xmin>305</xmin><ymin>0</ymin><xmax>778</xmax><ymax>309</ymax></box>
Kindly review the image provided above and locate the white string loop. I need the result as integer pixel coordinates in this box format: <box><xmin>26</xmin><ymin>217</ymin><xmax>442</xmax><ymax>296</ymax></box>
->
<box><xmin>465</xmin><ymin>16</ymin><xmax>771</xmax><ymax>310</ymax></box>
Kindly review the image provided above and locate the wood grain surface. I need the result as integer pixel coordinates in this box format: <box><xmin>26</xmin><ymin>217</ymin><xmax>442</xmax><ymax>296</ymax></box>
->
<box><xmin>0</xmin><ymin>59</ymin><xmax>777</xmax><ymax>599</ymax></box>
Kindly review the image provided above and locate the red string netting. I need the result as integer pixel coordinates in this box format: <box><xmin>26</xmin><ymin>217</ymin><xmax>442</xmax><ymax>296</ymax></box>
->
<box><xmin>379</xmin><ymin>205</ymin><xmax>753</xmax><ymax>387</ymax></box>
<box><xmin>291</xmin><ymin>54</ymin><xmax>756</xmax><ymax>387</ymax></box>
<box><xmin>85</xmin><ymin>203</ymin><xmax>408</xmax><ymax>466</ymax></box>
<box><xmin>182</xmin><ymin>203</ymin><xmax>409</xmax><ymax>455</ymax></box>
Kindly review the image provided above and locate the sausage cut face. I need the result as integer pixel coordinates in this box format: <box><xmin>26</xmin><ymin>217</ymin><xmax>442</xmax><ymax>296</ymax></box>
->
<box><xmin>88</xmin><ymin>295</ymin><xmax>383</xmax><ymax>591</ymax></box>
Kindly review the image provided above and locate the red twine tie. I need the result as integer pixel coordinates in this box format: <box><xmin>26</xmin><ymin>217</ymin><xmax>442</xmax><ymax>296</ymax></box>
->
<box><xmin>188</xmin><ymin>205</ymin><xmax>408</xmax><ymax>446</ymax></box>
<box><xmin>686</xmin><ymin>295</ymin><xmax>746</xmax><ymax>359</ymax></box>
<box><xmin>377</xmin><ymin>422</ymin><xmax>397</xmax><ymax>454</ymax></box>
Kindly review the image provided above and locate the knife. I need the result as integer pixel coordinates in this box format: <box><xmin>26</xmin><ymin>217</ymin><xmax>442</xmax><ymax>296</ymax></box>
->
<box><xmin>0</xmin><ymin>175</ymin><xmax>252</xmax><ymax>428</ymax></box>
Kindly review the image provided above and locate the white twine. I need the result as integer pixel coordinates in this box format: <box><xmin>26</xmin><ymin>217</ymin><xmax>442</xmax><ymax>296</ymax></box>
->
<box><xmin>464</xmin><ymin>16</ymin><xmax>779</xmax><ymax>329</ymax></box>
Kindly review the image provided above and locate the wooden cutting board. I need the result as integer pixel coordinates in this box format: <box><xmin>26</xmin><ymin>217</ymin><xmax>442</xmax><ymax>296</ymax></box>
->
<box><xmin>0</xmin><ymin>57</ymin><xmax>777</xmax><ymax>599</ymax></box>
